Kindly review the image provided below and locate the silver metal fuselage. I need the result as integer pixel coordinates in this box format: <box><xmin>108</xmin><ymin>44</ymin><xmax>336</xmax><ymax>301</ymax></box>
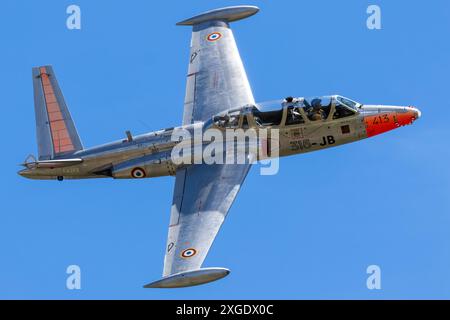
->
<box><xmin>19</xmin><ymin>101</ymin><xmax>420</xmax><ymax>181</ymax></box>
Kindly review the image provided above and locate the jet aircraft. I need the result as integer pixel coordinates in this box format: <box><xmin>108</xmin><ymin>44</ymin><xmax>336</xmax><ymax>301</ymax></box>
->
<box><xmin>19</xmin><ymin>6</ymin><xmax>421</xmax><ymax>287</ymax></box>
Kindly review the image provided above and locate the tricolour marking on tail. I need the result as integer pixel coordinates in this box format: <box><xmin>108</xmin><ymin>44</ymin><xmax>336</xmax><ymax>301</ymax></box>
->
<box><xmin>32</xmin><ymin>66</ymin><xmax>83</xmax><ymax>160</ymax></box>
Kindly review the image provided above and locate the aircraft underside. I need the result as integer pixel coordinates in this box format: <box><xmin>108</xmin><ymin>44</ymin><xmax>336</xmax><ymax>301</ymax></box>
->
<box><xmin>19</xmin><ymin>5</ymin><xmax>420</xmax><ymax>288</ymax></box>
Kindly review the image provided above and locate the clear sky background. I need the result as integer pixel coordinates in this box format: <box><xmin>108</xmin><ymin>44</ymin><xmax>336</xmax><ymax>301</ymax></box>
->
<box><xmin>1</xmin><ymin>0</ymin><xmax>449</xmax><ymax>299</ymax></box>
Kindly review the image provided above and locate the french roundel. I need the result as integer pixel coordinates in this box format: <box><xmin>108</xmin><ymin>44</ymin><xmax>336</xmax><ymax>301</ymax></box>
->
<box><xmin>181</xmin><ymin>248</ymin><xmax>197</xmax><ymax>258</ymax></box>
<box><xmin>207</xmin><ymin>32</ymin><xmax>222</xmax><ymax>42</ymax></box>
<box><xmin>131</xmin><ymin>167</ymin><xmax>146</xmax><ymax>179</ymax></box>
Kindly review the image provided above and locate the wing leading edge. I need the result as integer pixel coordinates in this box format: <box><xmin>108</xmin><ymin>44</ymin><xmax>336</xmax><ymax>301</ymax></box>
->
<box><xmin>145</xmin><ymin>6</ymin><xmax>258</xmax><ymax>288</ymax></box>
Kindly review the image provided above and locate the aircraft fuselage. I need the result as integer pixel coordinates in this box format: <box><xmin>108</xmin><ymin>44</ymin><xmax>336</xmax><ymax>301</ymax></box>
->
<box><xmin>19</xmin><ymin>98</ymin><xmax>420</xmax><ymax>181</ymax></box>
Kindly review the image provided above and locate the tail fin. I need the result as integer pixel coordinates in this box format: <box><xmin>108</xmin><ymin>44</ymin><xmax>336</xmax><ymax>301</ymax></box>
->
<box><xmin>32</xmin><ymin>66</ymin><xmax>83</xmax><ymax>160</ymax></box>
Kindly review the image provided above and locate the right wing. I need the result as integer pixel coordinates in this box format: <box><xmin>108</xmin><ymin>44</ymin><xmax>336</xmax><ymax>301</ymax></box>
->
<box><xmin>145</xmin><ymin>163</ymin><xmax>252</xmax><ymax>288</ymax></box>
<box><xmin>32</xmin><ymin>66</ymin><xmax>83</xmax><ymax>160</ymax></box>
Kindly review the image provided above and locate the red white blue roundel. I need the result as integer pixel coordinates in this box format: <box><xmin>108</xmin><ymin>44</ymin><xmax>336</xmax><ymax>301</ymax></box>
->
<box><xmin>207</xmin><ymin>32</ymin><xmax>222</xmax><ymax>42</ymax></box>
<box><xmin>181</xmin><ymin>248</ymin><xmax>197</xmax><ymax>258</ymax></box>
<box><xmin>131</xmin><ymin>167</ymin><xmax>146</xmax><ymax>179</ymax></box>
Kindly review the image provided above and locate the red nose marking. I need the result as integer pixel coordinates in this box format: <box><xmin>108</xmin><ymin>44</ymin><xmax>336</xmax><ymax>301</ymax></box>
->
<box><xmin>364</xmin><ymin>109</ymin><xmax>417</xmax><ymax>137</ymax></box>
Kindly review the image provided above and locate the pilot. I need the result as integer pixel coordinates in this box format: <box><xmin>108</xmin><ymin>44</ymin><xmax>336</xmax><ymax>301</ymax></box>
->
<box><xmin>283</xmin><ymin>96</ymin><xmax>295</xmax><ymax>110</ymax></box>
<box><xmin>308</xmin><ymin>98</ymin><xmax>324</xmax><ymax>121</ymax></box>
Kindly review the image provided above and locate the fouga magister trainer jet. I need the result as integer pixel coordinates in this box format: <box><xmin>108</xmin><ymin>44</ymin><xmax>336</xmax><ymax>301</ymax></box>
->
<box><xmin>19</xmin><ymin>6</ymin><xmax>421</xmax><ymax>288</ymax></box>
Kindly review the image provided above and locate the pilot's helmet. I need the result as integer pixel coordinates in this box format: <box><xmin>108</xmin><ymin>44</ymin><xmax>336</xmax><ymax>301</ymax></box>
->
<box><xmin>311</xmin><ymin>98</ymin><xmax>322</xmax><ymax>109</ymax></box>
<box><xmin>285</xmin><ymin>96</ymin><xmax>294</xmax><ymax>103</ymax></box>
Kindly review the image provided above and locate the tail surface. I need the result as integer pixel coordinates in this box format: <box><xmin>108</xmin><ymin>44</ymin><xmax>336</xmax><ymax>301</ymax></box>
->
<box><xmin>32</xmin><ymin>66</ymin><xmax>83</xmax><ymax>160</ymax></box>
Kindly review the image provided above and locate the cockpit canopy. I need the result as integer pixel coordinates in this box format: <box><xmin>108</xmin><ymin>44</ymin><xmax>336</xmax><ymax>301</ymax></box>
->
<box><xmin>210</xmin><ymin>95</ymin><xmax>361</xmax><ymax>129</ymax></box>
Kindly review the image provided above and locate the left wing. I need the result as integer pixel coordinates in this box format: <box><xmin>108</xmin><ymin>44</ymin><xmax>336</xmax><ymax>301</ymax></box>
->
<box><xmin>145</xmin><ymin>6</ymin><xmax>259</xmax><ymax>288</ymax></box>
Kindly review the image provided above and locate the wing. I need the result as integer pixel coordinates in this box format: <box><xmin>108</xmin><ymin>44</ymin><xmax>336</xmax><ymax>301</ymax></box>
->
<box><xmin>145</xmin><ymin>164</ymin><xmax>252</xmax><ymax>288</ymax></box>
<box><xmin>145</xmin><ymin>6</ymin><xmax>259</xmax><ymax>288</ymax></box>
<box><xmin>179</xmin><ymin>5</ymin><xmax>257</xmax><ymax>124</ymax></box>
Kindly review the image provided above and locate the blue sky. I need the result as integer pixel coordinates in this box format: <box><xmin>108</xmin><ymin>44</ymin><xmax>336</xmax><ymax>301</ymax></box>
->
<box><xmin>1</xmin><ymin>0</ymin><xmax>449</xmax><ymax>299</ymax></box>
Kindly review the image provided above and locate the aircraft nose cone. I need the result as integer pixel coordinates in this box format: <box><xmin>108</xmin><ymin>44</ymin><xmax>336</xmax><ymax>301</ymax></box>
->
<box><xmin>411</xmin><ymin>106</ymin><xmax>421</xmax><ymax>120</ymax></box>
